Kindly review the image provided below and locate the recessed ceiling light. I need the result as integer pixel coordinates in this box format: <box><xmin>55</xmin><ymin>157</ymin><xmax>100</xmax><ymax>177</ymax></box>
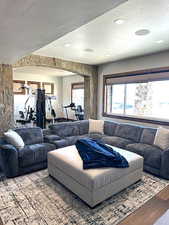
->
<box><xmin>64</xmin><ymin>43</ymin><xmax>71</xmax><ymax>47</ymax></box>
<box><xmin>156</xmin><ymin>40</ymin><xmax>164</xmax><ymax>44</ymax></box>
<box><xmin>106</xmin><ymin>54</ymin><xmax>111</xmax><ymax>57</ymax></box>
<box><xmin>135</xmin><ymin>29</ymin><xmax>150</xmax><ymax>36</ymax></box>
<box><xmin>84</xmin><ymin>48</ymin><xmax>94</xmax><ymax>52</ymax></box>
<box><xmin>114</xmin><ymin>19</ymin><xmax>125</xmax><ymax>24</ymax></box>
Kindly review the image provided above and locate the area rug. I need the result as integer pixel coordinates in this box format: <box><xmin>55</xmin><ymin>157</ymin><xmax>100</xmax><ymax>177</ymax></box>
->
<box><xmin>0</xmin><ymin>170</ymin><xmax>169</xmax><ymax>225</ymax></box>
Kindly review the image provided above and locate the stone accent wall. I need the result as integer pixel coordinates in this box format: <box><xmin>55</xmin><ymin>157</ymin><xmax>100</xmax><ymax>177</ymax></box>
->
<box><xmin>0</xmin><ymin>64</ymin><xmax>14</xmax><ymax>135</ymax></box>
<box><xmin>84</xmin><ymin>70</ymin><xmax>98</xmax><ymax>119</ymax></box>
<box><xmin>14</xmin><ymin>54</ymin><xmax>96</xmax><ymax>77</ymax></box>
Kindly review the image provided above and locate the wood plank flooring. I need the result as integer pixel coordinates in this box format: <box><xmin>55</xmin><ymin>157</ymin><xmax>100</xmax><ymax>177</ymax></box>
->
<box><xmin>0</xmin><ymin>185</ymin><xmax>169</xmax><ymax>225</ymax></box>
<box><xmin>119</xmin><ymin>185</ymin><xmax>169</xmax><ymax>225</ymax></box>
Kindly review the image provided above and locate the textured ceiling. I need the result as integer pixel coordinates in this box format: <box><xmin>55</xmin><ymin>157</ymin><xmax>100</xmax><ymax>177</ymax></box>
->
<box><xmin>35</xmin><ymin>0</ymin><xmax>169</xmax><ymax>65</ymax></box>
<box><xmin>0</xmin><ymin>0</ymin><xmax>126</xmax><ymax>64</ymax></box>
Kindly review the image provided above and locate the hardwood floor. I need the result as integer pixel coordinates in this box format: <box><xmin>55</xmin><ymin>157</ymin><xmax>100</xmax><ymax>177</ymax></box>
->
<box><xmin>0</xmin><ymin>186</ymin><xmax>169</xmax><ymax>225</ymax></box>
<box><xmin>0</xmin><ymin>217</ymin><xmax>3</xmax><ymax>225</ymax></box>
<box><xmin>119</xmin><ymin>186</ymin><xmax>169</xmax><ymax>225</ymax></box>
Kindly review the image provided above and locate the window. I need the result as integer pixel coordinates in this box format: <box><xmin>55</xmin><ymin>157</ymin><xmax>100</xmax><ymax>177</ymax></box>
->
<box><xmin>103</xmin><ymin>69</ymin><xmax>169</xmax><ymax>125</ymax></box>
<box><xmin>71</xmin><ymin>83</ymin><xmax>84</xmax><ymax>108</ymax></box>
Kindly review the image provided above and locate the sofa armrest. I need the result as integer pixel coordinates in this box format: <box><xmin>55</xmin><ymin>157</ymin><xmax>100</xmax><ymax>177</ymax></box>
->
<box><xmin>0</xmin><ymin>144</ymin><xmax>19</xmax><ymax>178</ymax></box>
<box><xmin>160</xmin><ymin>149</ymin><xmax>169</xmax><ymax>179</ymax></box>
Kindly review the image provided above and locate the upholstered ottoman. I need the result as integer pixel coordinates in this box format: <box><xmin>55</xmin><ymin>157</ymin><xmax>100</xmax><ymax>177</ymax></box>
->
<box><xmin>48</xmin><ymin>145</ymin><xmax>143</xmax><ymax>207</ymax></box>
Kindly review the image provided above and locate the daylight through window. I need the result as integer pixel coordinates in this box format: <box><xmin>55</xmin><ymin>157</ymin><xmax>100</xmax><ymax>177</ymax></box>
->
<box><xmin>104</xmin><ymin>71</ymin><xmax>169</xmax><ymax>122</ymax></box>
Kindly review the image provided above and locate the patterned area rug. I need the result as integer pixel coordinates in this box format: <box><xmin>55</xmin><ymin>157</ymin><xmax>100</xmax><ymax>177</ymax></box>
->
<box><xmin>0</xmin><ymin>170</ymin><xmax>169</xmax><ymax>225</ymax></box>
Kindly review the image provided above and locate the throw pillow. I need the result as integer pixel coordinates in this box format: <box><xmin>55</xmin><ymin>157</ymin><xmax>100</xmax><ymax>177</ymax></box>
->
<box><xmin>89</xmin><ymin>119</ymin><xmax>104</xmax><ymax>134</ymax></box>
<box><xmin>154</xmin><ymin>127</ymin><xmax>169</xmax><ymax>150</ymax></box>
<box><xmin>4</xmin><ymin>129</ymin><xmax>25</xmax><ymax>150</ymax></box>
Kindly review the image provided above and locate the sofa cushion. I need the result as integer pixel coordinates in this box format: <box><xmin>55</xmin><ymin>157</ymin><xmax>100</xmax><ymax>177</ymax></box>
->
<box><xmin>15</xmin><ymin>127</ymin><xmax>43</xmax><ymax>145</ymax></box>
<box><xmin>126</xmin><ymin>143</ymin><xmax>162</xmax><ymax>169</ymax></box>
<box><xmin>78</xmin><ymin>120</ymin><xmax>89</xmax><ymax>135</ymax></box>
<box><xmin>104</xmin><ymin>121</ymin><xmax>118</xmax><ymax>136</ymax></box>
<box><xmin>102</xmin><ymin>135</ymin><xmax>132</xmax><ymax>148</ymax></box>
<box><xmin>18</xmin><ymin>143</ymin><xmax>55</xmax><ymax>168</ymax></box>
<box><xmin>89</xmin><ymin>132</ymin><xmax>103</xmax><ymax>140</ymax></box>
<box><xmin>44</xmin><ymin>135</ymin><xmax>61</xmax><ymax>143</ymax></box>
<box><xmin>140</xmin><ymin>128</ymin><xmax>156</xmax><ymax>145</ymax></box>
<box><xmin>144</xmin><ymin>146</ymin><xmax>162</xmax><ymax>169</ymax></box>
<box><xmin>66</xmin><ymin>135</ymin><xmax>89</xmax><ymax>146</ymax></box>
<box><xmin>49</xmin><ymin>122</ymin><xmax>79</xmax><ymax>137</ymax></box>
<box><xmin>52</xmin><ymin>139</ymin><xmax>70</xmax><ymax>149</ymax></box>
<box><xmin>114</xmin><ymin>123</ymin><xmax>143</xmax><ymax>142</ymax></box>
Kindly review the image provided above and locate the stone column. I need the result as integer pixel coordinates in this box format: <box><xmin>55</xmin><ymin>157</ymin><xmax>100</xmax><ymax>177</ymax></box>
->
<box><xmin>84</xmin><ymin>68</ymin><xmax>98</xmax><ymax>119</ymax></box>
<box><xmin>84</xmin><ymin>76</ymin><xmax>90</xmax><ymax>119</ymax></box>
<box><xmin>0</xmin><ymin>64</ymin><xmax>14</xmax><ymax>135</ymax></box>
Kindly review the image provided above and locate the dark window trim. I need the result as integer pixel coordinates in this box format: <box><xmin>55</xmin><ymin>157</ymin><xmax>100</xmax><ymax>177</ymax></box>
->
<box><xmin>102</xmin><ymin>66</ymin><xmax>169</xmax><ymax>126</ymax></box>
<box><xmin>71</xmin><ymin>82</ymin><xmax>84</xmax><ymax>103</ymax></box>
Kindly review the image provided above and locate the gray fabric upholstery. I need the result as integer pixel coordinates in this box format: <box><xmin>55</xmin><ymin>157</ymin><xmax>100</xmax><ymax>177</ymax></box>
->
<box><xmin>144</xmin><ymin>164</ymin><xmax>160</xmax><ymax>177</ymax></box>
<box><xmin>144</xmin><ymin>147</ymin><xmax>162</xmax><ymax>169</ymax></box>
<box><xmin>104</xmin><ymin>121</ymin><xmax>118</xmax><ymax>136</ymax></box>
<box><xmin>43</xmin><ymin>129</ymin><xmax>53</xmax><ymax>136</ymax></box>
<box><xmin>48</xmin><ymin>145</ymin><xmax>143</xmax><ymax>207</ymax></box>
<box><xmin>140</xmin><ymin>128</ymin><xmax>157</xmax><ymax>145</ymax></box>
<box><xmin>0</xmin><ymin>144</ymin><xmax>19</xmax><ymax>177</ymax></box>
<box><xmin>2</xmin><ymin>119</ymin><xmax>169</xmax><ymax>180</ymax></box>
<box><xmin>49</xmin><ymin>122</ymin><xmax>79</xmax><ymax>137</ymax></box>
<box><xmin>102</xmin><ymin>135</ymin><xmax>132</xmax><ymax>148</ymax></box>
<box><xmin>114</xmin><ymin>123</ymin><xmax>143</xmax><ymax>142</ymax></box>
<box><xmin>66</xmin><ymin>135</ymin><xmax>89</xmax><ymax>146</ymax></box>
<box><xmin>18</xmin><ymin>143</ymin><xmax>55</xmax><ymax>168</ymax></box>
<box><xmin>78</xmin><ymin>120</ymin><xmax>89</xmax><ymax>135</ymax></box>
<box><xmin>52</xmin><ymin>139</ymin><xmax>70</xmax><ymax>148</ymax></box>
<box><xmin>161</xmin><ymin>149</ymin><xmax>169</xmax><ymax>179</ymax></box>
<box><xmin>15</xmin><ymin>127</ymin><xmax>43</xmax><ymax>145</ymax></box>
<box><xmin>88</xmin><ymin>132</ymin><xmax>103</xmax><ymax>140</ymax></box>
<box><xmin>126</xmin><ymin>143</ymin><xmax>162</xmax><ymax>169</ymax></box>
<box><xmin>44</xmin><ymin>135</ymin><xmax>61</xmax><ymax>143</ymax></box>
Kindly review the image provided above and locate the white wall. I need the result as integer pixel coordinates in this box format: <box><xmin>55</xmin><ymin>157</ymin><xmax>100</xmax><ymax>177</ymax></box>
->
<box><xmin>13</xmin><ymin>72</ymin><xmax>84</xmax><ymax>121</ymax></box>
<box><xmin>62</xmin><ymin>75</ymin><xmax>84</xmax><ymax>119</ymax></box>
<box><xmin>13</xmin><ymin>72</ymin><xmax>63</xmax><ymax>120</ymax></box>
<box><xmin>98</xmin><ymin>51</ymin><xmax>169</xmax><ymax>128</ymax></box>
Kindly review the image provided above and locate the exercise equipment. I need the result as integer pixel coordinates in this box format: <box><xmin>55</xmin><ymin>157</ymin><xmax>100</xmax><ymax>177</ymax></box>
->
<box><xmin>36</xmin><ymin>89</ymin><xmax>46</xmax><ymax>129</ymax></box>
<box><xmin>63</xmin><ymin>103</ymin><xmax>76</xmax><ymax>121</ymax></box>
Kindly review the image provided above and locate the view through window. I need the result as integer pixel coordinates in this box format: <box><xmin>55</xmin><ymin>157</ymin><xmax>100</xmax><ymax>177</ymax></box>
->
<box><xmin>104</xmin><ymin>73</ymin><xmax>169</xmax><ymax>121</ymax></box>
<box><xmin>71</xmin><ymin>83</ymin><xmax>84</xmax><ymax>109</ymax></box>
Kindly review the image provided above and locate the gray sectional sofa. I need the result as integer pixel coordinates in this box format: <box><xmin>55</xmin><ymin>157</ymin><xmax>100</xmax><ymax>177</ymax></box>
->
<box><xmin>0</xmin><ymin>120</ymin><xmax>168</xmax><ymax>179</ymax></box>
<box><xmin>44</xmin><ymin>120</ymin><xmax>169</xmax><ymax>180</ymax></box>
<box><xmin>0</xmin><ymin>127</ymin><xmax>56</xmax><ymax>178</ymax></box>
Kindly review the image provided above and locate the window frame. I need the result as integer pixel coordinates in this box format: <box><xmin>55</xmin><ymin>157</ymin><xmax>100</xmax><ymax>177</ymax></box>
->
<box><xmin>103</xmin><ymin>67</ymin><xmax>169</xmax><ymax>126</ymax></box>
<box><xmin>71</xmin><ymin>82</ymin><xmax>84</xmax><ymax>106</ymax></box>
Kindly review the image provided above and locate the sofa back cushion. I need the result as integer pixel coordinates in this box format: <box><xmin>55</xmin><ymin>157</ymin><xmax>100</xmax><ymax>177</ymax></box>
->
<box><xmin>49</xmin><ymin>122</ymin><xmax>79</xmax><ymax>137</ymax></box>
<box><xmin>15</xmin><ymin>127</ymin><xmax>43</xmax><ymax>145</ymax></box>
<box><xmin>140</xmin><ymin>127</ymin><xmax>157</xmax><ymax>145</ymax></box>
<box><xmin>104</xmin><ymin>121</ymin><xmax>119</xmax><ymax>136</ymax></box>
<box><xmin>114</xmin><ymin>123</ymin><xmax>143</xmax><ymax>142</ymax></box>
<box><xmin>78</xmin><ymin>120</ymin><xmax>89</xmax><ymax>135</ymax></box>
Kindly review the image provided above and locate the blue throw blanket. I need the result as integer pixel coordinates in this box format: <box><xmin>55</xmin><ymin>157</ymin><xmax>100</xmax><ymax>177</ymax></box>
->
<box><xmin>75</xmin><ymin>138</ymin><xmax>129</xmax><ymax>169</ymax></box>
